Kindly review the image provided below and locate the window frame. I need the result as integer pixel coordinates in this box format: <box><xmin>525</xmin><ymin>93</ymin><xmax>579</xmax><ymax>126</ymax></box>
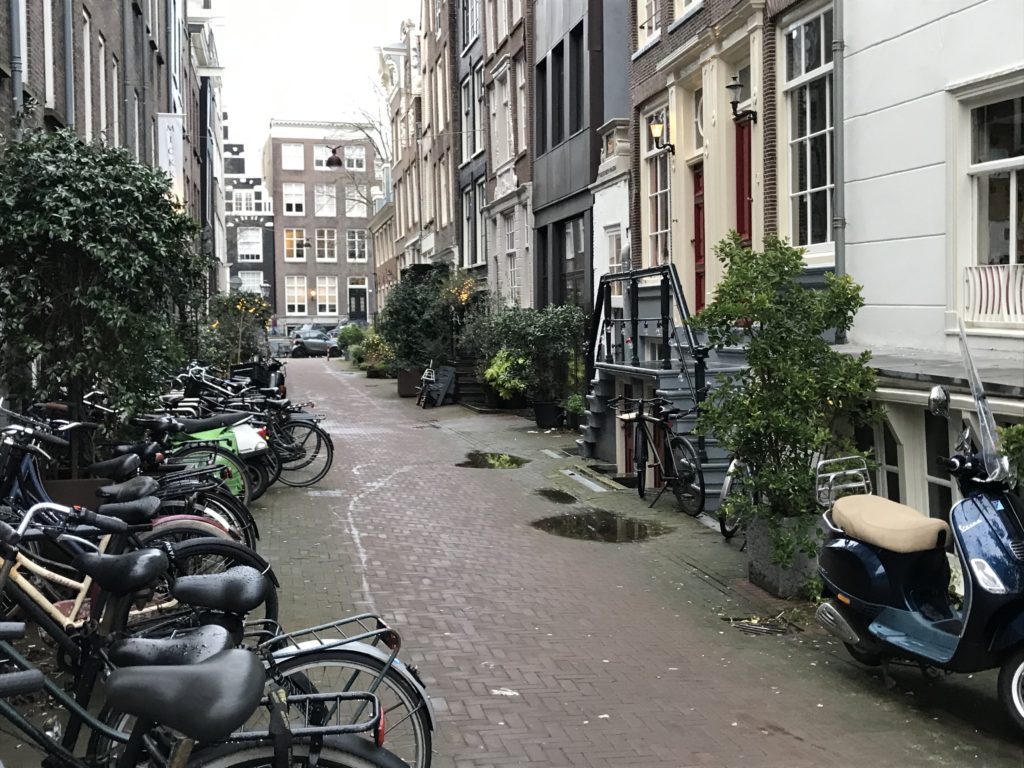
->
<box><xmin>474</xmin><ymin>178</ymin><xmax>487</xmax><ymax>266</ymax></box>
<box><xmin>636</xmin><ymin>0</ymin><xmax>661</xmax><ymax>51</ymax></box>
<box><xmin>316</xmin><ymin>275</ymin><xmax>339</xmax><ymax>315</ymax></box>
<box><xmin>283</xmin><ymin>183</ymin><xmax>306</xmax><ymax>215</ymax></box>
<box><xmin>284</xmin><ymin>228</ymin><xmax>307</xmax><ymax>262</ymax></box>
<box><xmin>285</xmin><ymin>275</ymin><xmax>308</xmax><ymax>316</ymax></box>
<box><xmin>644</xmin><ymin>107</ymin><xmax>672</xmax><ymax>268</ymax></box>
<box><xmin>461</xmin><ymin>76</ymin><xmax>474</xmax><ymax>160</ymax></box>
<box><xmin>314</xmin><ymin>184</ymin><xmax>337</xmax><ymax>218</ymax></box>
<box><xmin>315</xmin><ymin>228</ymin><xmax>337</xmax><ymax>262</ymax></box>
<box><xmin>237</xmin><ymin>270</ymin><xmax>264</xmax><ymax>294</ymax></box>
<box><xmin>236</xmin><ymin>227</ymin><xmax>264</xmax><ymax>263</ymax></box>
<box><xmin>474</xmin><ymin>64</ymin><xmax>485</xmax><ymax>158</ymax></box>
<box><xmin>346</xmin><ymin>229</ymin><xmax>369</xmax><ymax>262</ymax></box>
<box><xmin>281</xmin><ymin>143</ymin><xmax>305</xmax><ymax>171</ymax></box>
<box><xmin>344</xmin><ymin>146</ymin><xmax>366</xmax><ymax>171</ymax></box>
<box><xmin>313</xmin><ymin>144</ymin><xmax>333</xmax><ymax>170</ymax></box>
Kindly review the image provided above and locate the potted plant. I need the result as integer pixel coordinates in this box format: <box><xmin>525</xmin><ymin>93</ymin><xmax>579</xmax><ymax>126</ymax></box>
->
<box><xmin>564</xmin><ymin>393</ymin><xmax>586</xmax><ymax>430</ymax></box>
<box><xmin>482</xmin><ymin>348</ymin><xmax>530</xmax><ymax>401</ymax></box>
<box><xmin>360</xmin><ymin>330</ymin><xmax>396</xmax><ymax>379</ymax></box>
<box><xmin>692</xmin><ymin>234</ymin><xmax>880</xmax><ymax>599</ymax></box>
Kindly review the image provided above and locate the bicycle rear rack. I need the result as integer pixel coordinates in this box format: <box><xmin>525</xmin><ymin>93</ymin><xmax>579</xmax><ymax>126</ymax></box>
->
<box><xmin>229</xmin><ymin>691</ymin><xmax>381</xmax><ymax>742</ymax></box>
<box><xmin>255</xmin><ymin>614</ymin><xmax>402</xmax><ymax>661</ymax></box>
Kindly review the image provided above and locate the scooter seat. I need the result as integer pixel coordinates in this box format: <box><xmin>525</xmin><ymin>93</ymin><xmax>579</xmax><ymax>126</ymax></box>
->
<box><xmin>833</xmin><ymin>495</ymin><xmax>950</xmax><ymax>553</ymax></box>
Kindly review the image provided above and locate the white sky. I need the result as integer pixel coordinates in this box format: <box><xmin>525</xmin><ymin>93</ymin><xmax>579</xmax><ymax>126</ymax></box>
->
<box><xmin>213</xmin><ymin>0</ymin><xmax>419</xmax><ymax>173</ymax></box>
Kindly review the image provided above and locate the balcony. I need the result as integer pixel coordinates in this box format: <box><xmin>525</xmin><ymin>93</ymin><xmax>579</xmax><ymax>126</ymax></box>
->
<box><xmin>963</xmin><ymin>264</ymin><xmax>1024</xmax><ymax>330</ymax></box>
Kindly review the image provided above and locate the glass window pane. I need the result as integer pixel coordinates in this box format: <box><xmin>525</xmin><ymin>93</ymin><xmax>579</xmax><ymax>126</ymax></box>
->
<box><xmin>824</xmin><ymin>10</ymin><xmax>834</xmax><ymax>62</ymax></box>
<box><xmin>883</xmin><ymin>421</ymin><xmax>899</xmax><ymax>465</ymax></box>
<box><xmin>803</xmin><ymin>17</ymin><xmax>821</xmax><ymax>72</ymax></box>
<box><xmin>811</xmin><ymin>189</ymin><xmax>828</xmax><ymax>243</ymax></box>
<box><xmin>792</xmin><ymin>139</ymin><xmax>808</xmax><ymax>194</ymax></box>
<box><xmin>792</xmin><ymin>86</ymin><xmax>807</xmax><ymax>139</ymax></box>
<box><xmin>808</xmin><ymin>76</ymin><xmax>828</xmax><ymax>134</ymax></box>
<box><xmin>810</xmin><ymin>134</ymin><xmax>828</xmax><ymax>189</ymax></box>
<box><xmin>793</xmin><ymin>195</ymin><xmax>808</xmax><ymax>245</ymax></box>
<box><xmin>977</xmin><ymin>172</ymin><xmax>1011</xmax><ymax>265</ymax></box>
<box><xmin>928</xmin><ymin>483</ymin><xmax>952</xmax><ymax>521</ymax></box>
<box><xmin>971</xmin><ymin>97</ymin><xmax>1024</xmax><ymax>163</ymax></box>
<box><xmin>786</xmin><ymin>26</ymin><xmax>802</xmax><ymax>80</ymax></box>
<box><xmin>886</xmin><ymin>471</ymin><xmax>901</xmax><ymax>503</ymax></box>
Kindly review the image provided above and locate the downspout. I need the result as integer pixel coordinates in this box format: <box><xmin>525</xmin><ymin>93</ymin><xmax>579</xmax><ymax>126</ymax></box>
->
<box><xmin>123</xmin><ymin>0</ymin><xmax>132</xmax><ymax>150</ymax></box>
<box><xmin>63</xmin><ymin>0</ymin><xmax>74</xmax><ymax>128</ymax></box>
<box><xmin>832</xmin><ymin>0</ymin><xmax>847</xmax><ymax>342</ymax></box>
<box><xmin>9</xmin><ymin>0</ymin><xmax>24</xmax><ymax>138</ymax></box>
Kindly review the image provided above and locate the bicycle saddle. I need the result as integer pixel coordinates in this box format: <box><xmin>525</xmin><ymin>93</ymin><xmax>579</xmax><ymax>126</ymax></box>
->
<box><xmin>109</xmin><ymin>441</ymin><xmax>164</xmax><ymax>463</ymax></box>
<box><xmin>105</xmin><ymin>649</ymin><xmax>265</xmax><ymax>743</ymax></box>
<box><xmin>171</xmin><ymin>566</ymin><xmax>269</xmax><ymax>615</ymax></box>
<box><xmin>107</xmin><ymin>624</ymin><xmax>233</xmax><ymax>668</ymax></box>
<box><xmin>262</xmin><ymin>398</ymin><xmax>291</xmax><ymax>411</ymax></box>
<box><xmin>96</xmin><ymin>475</ymin><xmax>160</xmax><ymax>503</ymax></box>
<box><xmin>85</xmin><ymin>454</ymin><xmax>141</xmax><ymax>482</ymax></box>
<box><xmin>131</xmin><ymin>415</ymin><xmax>183</xmax><ymax>434</ymax></box>
<box><xmin>178</xmin><ymin>414</ymin><xmax>250</xmax><ymax>433</ymax></box>
<box><xmin>72</xmin><ymin>548</ymin><xmax>169</xmax><ymax>595</ymax></box>
<box><xmin>97</xmin><ymin>496</ymin><xmax>162</xmax><ymax>525</ymax></box>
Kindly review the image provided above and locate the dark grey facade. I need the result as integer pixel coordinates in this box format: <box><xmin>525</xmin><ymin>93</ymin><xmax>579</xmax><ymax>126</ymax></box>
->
<box><xmin>531</xmin><ymin>0</ymin><xmax>630</xmax><ymax>309</ymax></box>
<box><xmin>224</xmin><ymin>141</ymin><xmax>276</xmax><ymax>310</ymax></box>
<box><xmin>455</xmin><ymin>0</ymin><xmax>488</xmax><ymax>281</ymax></box>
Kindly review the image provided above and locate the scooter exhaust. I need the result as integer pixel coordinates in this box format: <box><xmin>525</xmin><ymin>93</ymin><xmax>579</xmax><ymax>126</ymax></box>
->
<box><xmin>815</xmin><ymin>601</ymin><xmax>864</xmax><ymax>646</ymax></box>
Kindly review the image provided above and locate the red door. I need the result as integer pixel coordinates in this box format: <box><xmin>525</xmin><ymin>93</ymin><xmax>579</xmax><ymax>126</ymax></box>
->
<box><xmin>735</xmin><ymin>117</ymin><xmax>753</xmax><ymax>244</ymax></box>
<box><xmin>692</xmin><ymin>165</ymin><xmax>705</xmax><ymax>313</ymax></box>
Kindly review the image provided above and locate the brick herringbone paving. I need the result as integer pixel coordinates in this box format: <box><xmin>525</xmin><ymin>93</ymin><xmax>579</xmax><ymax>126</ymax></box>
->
<box><xmin>254</xmin><ymin>360</ymin><xmax>1024</xmax><ymax>768</ymax></box>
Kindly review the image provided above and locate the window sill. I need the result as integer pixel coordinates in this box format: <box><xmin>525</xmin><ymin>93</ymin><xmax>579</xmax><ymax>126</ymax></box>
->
<box><xmin>315</xmin><ymin>259</ymin><xmax>339</xmax><ymax>263</ymax></box>
<box><xmin>631</xmin><ymin>33</ymin><xmax>662</xmax><ymax>62</ymax></box>
<box><xmin>668</xmin><ymin>2</ymin><xmax>704</xmax><ymax>33</ymax></box>
<box><xmin>283</xmin><ymin>259</ymin><xmax>307</xmax><ymax>264</ymax></box>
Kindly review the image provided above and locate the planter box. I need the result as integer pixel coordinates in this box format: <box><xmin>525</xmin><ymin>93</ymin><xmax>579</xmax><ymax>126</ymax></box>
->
<box><xmin>396</xmin><ymin>368</ymin><xmax>424</xmax><ymax>397</ymax></box>
<box><xmin>533</xmin><ymin>401</ymin><xmax>563</xmax><ymax>428</ymax></box>
<box><xmin>366</xmin><ymin>367</ymin><xmax>390</xmax><ymax>379</ymax></box>
<box><xmin>746</xmin><ymin>517</ymin><xmax>822</xmax><ymax>600</ymax></box>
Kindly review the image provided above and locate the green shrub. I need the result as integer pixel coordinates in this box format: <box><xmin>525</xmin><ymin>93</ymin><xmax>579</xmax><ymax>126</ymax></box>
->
<box><xmin>483</xmin><ymin>348</ymin><xmax>530</xmax><ymax>399</ymax></box>
<box><xmin>565</xmin><ymin>393</ymin><xmax>586</xmax><ymax>414</ymax></box>
<box><xmin>336</xmin><ymin>324</ymin><xmax>366</xmax><ymax>349</ymax></box>
<box><xmin>1001</xmin><ymin>423</ymin><xmax>1024</xmax><ymax>488</ymax></box>
<box><xmin>348</xmin><ymin>343</ymin><xmax>366</xmax><ymax>366</ymax></box>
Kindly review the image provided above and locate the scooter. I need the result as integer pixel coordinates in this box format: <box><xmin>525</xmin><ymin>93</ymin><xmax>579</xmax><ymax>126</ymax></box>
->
<box><xmin>815</xmin><ymin>323</ymin><xmax>1024</xmax><ymax>734</ymax></box>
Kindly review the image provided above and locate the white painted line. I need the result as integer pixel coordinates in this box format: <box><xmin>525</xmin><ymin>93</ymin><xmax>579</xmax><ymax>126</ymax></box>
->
<box><xmin>541</xmin><ymin>449</ymin><xmax>565</xmax><ymax>459</ymax></box>
<box><xmin>560</xmin><ymin>469</ymin><xmax>608</xmax><ymax>493</ymax></box>
<box><xmin>307</xmin><ymin>490</ymin><xmax>346</xmax><ymax>497</ymax></box>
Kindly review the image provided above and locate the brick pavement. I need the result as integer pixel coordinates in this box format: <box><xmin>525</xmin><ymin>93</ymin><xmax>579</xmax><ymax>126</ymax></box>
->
<box><xmin>254</xmin><ymin>359</ymin><xmax>1024</xmax><ymax>768</ymax></box>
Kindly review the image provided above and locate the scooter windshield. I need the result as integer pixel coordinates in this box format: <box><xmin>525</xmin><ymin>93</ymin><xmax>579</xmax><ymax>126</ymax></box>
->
<box><xmin>958</xmin><ymin>321</ymin><xmax>1010</xmax><ymax>483</ymax></box>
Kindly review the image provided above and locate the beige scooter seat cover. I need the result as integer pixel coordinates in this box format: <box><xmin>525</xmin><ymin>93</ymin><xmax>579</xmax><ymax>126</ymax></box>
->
<box><xmin>832</xmin><ymin>495</ymin><xmax>951</xmax><ymax>553</ymax></box>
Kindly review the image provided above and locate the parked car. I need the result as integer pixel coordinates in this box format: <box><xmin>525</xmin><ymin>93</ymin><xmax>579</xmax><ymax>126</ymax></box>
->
<box><xmin>291</xmin><ymin>330</ymin><xmax>341</xmax><ymax>358</ymax></box>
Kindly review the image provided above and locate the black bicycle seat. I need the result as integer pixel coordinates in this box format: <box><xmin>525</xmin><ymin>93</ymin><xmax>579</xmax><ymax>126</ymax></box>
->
<box><xmin>131</xmin><ymin>415</ymin><xmax>183</xmax><ymax>434</ymax></box>
<box><xmin>178</xmin><ymin>414</ymin><xmax>249</xmax><ymax>433</ymax></box>
<box><xmin>104</xmin><ymin>649</ymin><xmax>265</xmax><ymax>743</ymax></box>
<box><xmin>107</xmin><ymin>624</ymin><xmax>233</xmax><ymax>668</ymax></box>
<box><xmin>109</xmin><ymin>441</ymin><xmax>163</xmax><ymax>463</ymax></box>
<box><xmin>97</xmin><ymin>496</ymin><xmax>162</xmax><ymax>525</ymax></box>
<box><xmin>85</xmin><ymin>454</ymin><xmax>141</xmax><ymax>482</ymax></box>
<box><xmin>171</xmin><ymin>567</ymin><xmax>269</xmax><ymax>614</ymax></box>
<box><xmin>72</xmin><ymin>548</ymin><xmax>169</xmax><ymax>595</ymax></box>
<box><xmin>96</xmin><ymin>475</ymin><xmax>160</xmax><ymax>502</ymax></box>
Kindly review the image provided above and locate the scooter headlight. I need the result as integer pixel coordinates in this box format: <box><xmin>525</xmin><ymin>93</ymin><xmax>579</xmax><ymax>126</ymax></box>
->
<box><xmin>969</xmin><ymin>558</ymin><xmax>1008</xmax><ymax>594</ymax></box>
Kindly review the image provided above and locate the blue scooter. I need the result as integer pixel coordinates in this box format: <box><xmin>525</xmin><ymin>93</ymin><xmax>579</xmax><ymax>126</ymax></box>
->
<box><xmin>816</xmin><ymin>324</ymin><xmax>1024</xmax><ymax>734</ymax></box>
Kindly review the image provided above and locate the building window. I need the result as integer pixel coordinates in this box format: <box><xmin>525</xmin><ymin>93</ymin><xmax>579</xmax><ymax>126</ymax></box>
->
<box><xmin>693</xmin><ymin>89</ymin><xmax>704</xmax><ymax>150</ymax></box>
<box><xmin>345</xmin><ymin>185</ymin><xmax>369</xmax><ymax>218</ymax></box>
<box><xmin>282</xmin><ymin>143</ymin><xmax>304</xmax><ymax>170</ymax></box>
<box><xmin>504</xmin><ymin>209</ymin><xmax>518</xmax><ymax>301</ymax></box>
<box><xmin>132</xmin><ymin>91</ymin><xmax>140</xmax><ymax>159</ymax></box>
<box><xmin>315</xmin><ymin>228</ymin><xmax>337</xmax><ymax>261</ymax></box>
<box><xmin>285</xmin><ymin>275</ymin><xmax>307</xmax><ymax>315</ymax></box>
<box><xmin>785</xmin><ymin>7</ymin><xmax>834</xmax><ymax>248</ymax></box>
<box><xmin>462</xmin><ymin>188</ymin><xmax>474</xmax><ymax>266</ymax></box>
<box><xmin>347</xmin><ymin>229</ymin><xmax>368</xmax><ymax>261</ymax></box>
<box><xmin>83</xmin><ymin>10</ymin><xmax>92</xmax><ymax>142</ymax></box>
<box><xmin>637</xmin><ymin>0</ymin><xmax>660</xmax><ymax>48</ymax></box>
<box><xmin>439</xmin><ymin>155</ymin><xmax>451</xmax><ymax>226</ymax></box>
<box><xmin>461</xmin><ymin>77</ymin><xmax>473</xmax><ymax>159</ymax></box>
<box><xmin>645</xmin><ymin>110</ymin><xmax>672</xmax><ymax>266</ymax></box>
<box><xmin>674</xmin><ymin>0</ymin><xmax>700</xmax><ymax>20</ymax></box>
<box><xmin>971</xmin><ymin>96</ymin><xmax>1024</xmax><ymax>266</ymax></box>
<box><xmin>536</xmin><ymin>60</ymin><xmax>548</xmax><ymax>154</ymax></box>
<box><xmin>283</xmin><ymin>183</ymin><xmax>305</xmax><ymax>215</ymax></box>
<box><xmin>284</xmin><ymin>228</ymin><xmax>307</xmax><ymax>261</ymax></box>
<box><xmin>462</xmin><ymin>0</ymin><xmax>479</xmax><ymax>47</ymax></box>
<box><xmin>924</xmin><ymin>410</ymin><xmax>954</xmax><ymax>519</ymax></box>
<box><xmin>475</xmin><ymin>178</ymin><xmax>486</xmax><ymax>266</ymax></box>
<box><xmin>496</xmin><ymin>0</ymin><xmax>508</xmax><ymax>40</ymax></box>
<box><xmin>97</xmin><ymin>35</ymin><xmax>107</xmax><ymax>142</ymax></box>
<box><xmin>474</xmin><ymin>64</ymin><xmax>485</xmax><ymax>156</ymax></box>
<box><xmin>317</xmin><ymin>276</ymin><xmax>339</xmax><ymax>315</ymax></box>
<box><xmin>512</xmin><ymin>0</ymin><xmax>522</xmax><ymax>24</ymax></box>
<box><xmin>314</xmin><ymin>184</ymin><xmax>337</xmax><ymax>217</ymax></box>
<box><xmin>43</xmin><ymin>0</ymin><xmax>55</xmax><ymax>106</ymax></box>
<box><xmin>551</xmin><ymin>42</ymin><xmax>564</xmax><ymax>145</ymax></box>
<box><xmin>238</xmin><ymin>271</ymin><xmax>264</xmax><ymax>294</ymax></box>
<box><xmin>111</xmin><ymin>57</ymin><xmax>119</xmax><ymax>146</ymax></box>
<box><xmin>516</xmin><ymin>58</ymin><xmax>526</xmax><ymax>154</ymax></box>
<box><xmin>569</xmin><ymin>23</ymin><xmax>584</xmax><ymax>135</ymax></box>
<box><xmin>345</xmin><ymin>146</ymin><xmax>366</xmax><ymax>171</ymax></box>
<box><xmin>237</xmin><ymin>228</ymin><xmax>263</xmax><ymax>262</ymax></box>
<box><xmin>314</xmin><ymin>144</ymin><xmax>333</xmax><ymax>169</ymax></box>
<box><xmin>607</xmin><ymin>225</ymin><xmax>623</xmax><ymax>296</ymax></box>
<box><xmin>233</xmin><ymin>190</ymin><xmax>255</xmax><ymax>212</ymax></box>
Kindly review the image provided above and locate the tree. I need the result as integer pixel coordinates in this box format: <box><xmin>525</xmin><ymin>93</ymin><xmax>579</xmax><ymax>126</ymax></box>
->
<box><xmin>199</xmin><ymin>292</ymin><xmax>274</xmax><ymax>374</ymax></box>
<box><xmin>0</xmin><ymin>130</ymin><xmax>212</xmax><ymax>414</ymax></box>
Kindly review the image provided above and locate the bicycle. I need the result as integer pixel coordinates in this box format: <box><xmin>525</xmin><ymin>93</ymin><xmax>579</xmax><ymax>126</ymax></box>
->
<box><xmin>718</xmin><ymin>457</ymin><xmax>754</xmax><ymax>541</ymax></box>
<box><xmin>608</xmin><ymin>396</ymin><xmax>705</xmax><ymax>516</ymax></box>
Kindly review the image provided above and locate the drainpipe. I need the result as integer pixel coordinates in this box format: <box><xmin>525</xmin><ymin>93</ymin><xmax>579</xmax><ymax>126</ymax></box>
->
<box><xmin>832</xmin><ymin>0</ymin><xmax>847</xmax><ymax>343</ymax></box>
<box><xmin>63</xmin><ymin>0</ymin><xmax>74</xmax><ymax>128</ymax></box>
<box><xmin>123</xmin><ymin>0</ymin><xmax>132</xmax><ymax>151</ymax></box>
<box><xmin>9</xmin><ymin>0</ymin><xmax>24</xmax><ymax>138</ymax></box>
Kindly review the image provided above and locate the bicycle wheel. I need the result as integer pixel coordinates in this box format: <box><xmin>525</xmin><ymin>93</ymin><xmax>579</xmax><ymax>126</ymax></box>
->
<box><xmin>172</xmin><ymin>445</ymin><xmax>252</xmax><ymax>506</ymax></box>
<box><xmin>190</xmin><ymin>735</ymin><xmax>411</xmax><ymax>768</ymax></box>
<box><xmin>668</xmin><ymin>437</ymin><xmax>705</xmax><ymax>517</ymax></box>
<box><xmin>263</xmin><ymin>447</ymin><xmax>283</xmax><ymax>486</ymax></box>
<box><xmin>245</xmin><ymin>457</ymin><xmax>271</xmax><ymax>501</ymax></box>
<box><xmin>633</xmin><ymin>424</ymin><xmax>647</xmax><ymax>499</ymax></box>
<box><xmin>718</xmin><ymin>459</ymin><xmax>749</xmax><ymax>539</ymax></box>
<box><xmin>276</xmin><ymin>422</ymin><xmax>333</xmax><ymax>487</ymax></box>
<box><xmin>253</xmin><ymin>650</ymin><xmax>433</xmax><ymax>768</ymax></box>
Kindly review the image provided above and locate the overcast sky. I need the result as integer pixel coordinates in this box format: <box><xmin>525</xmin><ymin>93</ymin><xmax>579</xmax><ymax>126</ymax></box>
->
<box><xmin>213</xmin><ymin>0</ymin><xmax>419</xmax><ymax>172</ymax></box>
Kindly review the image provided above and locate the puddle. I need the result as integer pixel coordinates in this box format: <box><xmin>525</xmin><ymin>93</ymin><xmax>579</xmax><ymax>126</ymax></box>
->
<box><xmin>531</xmin><ymin>510</ymin><xmax>671</xmax><ymax>543</ymax></box>
<box><xmin>457</xmin><ymin>451</ymin><xmax>529</xmax><ymax>469</ymax></box>
<box><xmin>535</xmin><ymin>488</ymin><xmax>576</xmax><ymax>504</ymax></box>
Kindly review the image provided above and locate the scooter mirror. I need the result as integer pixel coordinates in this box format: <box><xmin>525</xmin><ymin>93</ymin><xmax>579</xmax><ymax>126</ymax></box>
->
<box><xmin>928</xmin><ymin>385</ymin><xmax>950</xmax><ymax>417</ymax></box>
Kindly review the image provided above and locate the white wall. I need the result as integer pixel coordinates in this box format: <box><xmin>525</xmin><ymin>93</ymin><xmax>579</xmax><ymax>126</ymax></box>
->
<box><xmin>843</xmin><ymin>0</ymin><xmax>1024</xmax><ymax>353</ymax></box>
<box><xmin>591</xmin><ymin>175</ymin><xmax>628</xmax><ymax>304</ymax></box>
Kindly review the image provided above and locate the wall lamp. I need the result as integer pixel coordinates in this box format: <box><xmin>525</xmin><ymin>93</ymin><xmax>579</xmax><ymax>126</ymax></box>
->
<box><xmin>648</xmin><ymin>114</ymin><xmax>674</xmax><ymax>155</ymax></box>
<box><xmin>726</xmin><ymin>76</ymin><xmax>757</xmax><ymax>123</ymax></box>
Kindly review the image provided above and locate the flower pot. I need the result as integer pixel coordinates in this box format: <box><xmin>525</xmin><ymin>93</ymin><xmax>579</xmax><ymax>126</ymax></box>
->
<box><xmin>366</xmin><ymin>367</ymin><xmax>390</xmax><ymax>379</ymax></box>
<box><xmin>533</xmin><ymin>401</ymin><xmax>563</xmax><ymax>429</ymax></box>
<box><xmin>483</xmin><ymin>383</ymin><xmax>504</xmax><ymax>409</ymax></box>
<box><xmin>396</xmin><ymin>367</ymin><xmax>424</xmax><ymax>397</ymax></box>
<box><xmin>745</xmin><ymin>516</ymin><xmax>823</xmax><ymax>599</ymax></box>
<box><xmin>565</xmin><ymin>411</ymin><xmax>583</xmax><ymax>430</ymax></box>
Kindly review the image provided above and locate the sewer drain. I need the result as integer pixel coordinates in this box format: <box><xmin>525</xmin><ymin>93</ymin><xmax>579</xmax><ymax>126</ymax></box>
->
<box><xmin>457</xmin><ymin>451</ymin><xmax>529</xmax><ymax>469</ymax></box>
<box><xmin>532</xmin><ymin>510</ymin><xmax>671</xmax><ymax>543</ymax></box>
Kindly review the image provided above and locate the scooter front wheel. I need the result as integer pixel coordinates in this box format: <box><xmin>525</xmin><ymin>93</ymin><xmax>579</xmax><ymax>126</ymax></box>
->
<box><xmin>843</xmin><ymin>642</ymin><xmax>882</xmax><ymax>667</ymax></box>
<box><xmin>997</xmin><ymin>647</ymin><xmax>1024</xmax><ymax>733</ymax></box>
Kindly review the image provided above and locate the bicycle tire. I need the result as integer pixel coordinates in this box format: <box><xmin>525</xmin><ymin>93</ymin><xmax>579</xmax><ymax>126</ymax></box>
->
<box><xmin>263</xmin><ymin>448</ymin><xmax>283</xmax><ymax>486</ymax></box>
<box><xmin>276</xmin><ymin>422</ymin><xmax>333</xmax><ymax>487</ymax></box>
<box><xmin>254</xmin><ymin>650</ymin><xmax>432</xmax><ymax>768</ymax></box>
<box><xmin>245</xmin><ymin>457</ymin><xmax>271</xmax><ymax>501</ymax></box>
<box><xmin>190</xmin><ymin>735</ymin><xmax>410</xmax><ymax>768</ymax></box>
<box><xmin>171</xmin><ymin>445</ymin><xmax>252</xmax><ymax>506</ymax></box>
<box><xmin>668</xmin><ymin>437</ymin><xmax>705</xmax><ymax>517</ymax></box>
<box><xmin>194</xmin><ymin>491</ymin><xmax>260</xmax><ymax>550</ymax></box>
<box><xmin>633</xmin><ymin>424</ymin><xmax>647</xmax><ymax>499</ymax></box>
<box><xmin>718</xmin><ymin>459</ymin><xmax>747</xmax><ymax>539</ymax></box>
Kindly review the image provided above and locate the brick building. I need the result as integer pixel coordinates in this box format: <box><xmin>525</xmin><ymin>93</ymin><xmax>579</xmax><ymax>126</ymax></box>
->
<box><xmin>454</xmin><ymin>0</ymin><xmax>487</xmax><ymax>285</ymax></box>
<box><xmin>263</xmin><ymin>120</ymin><xmax>379</xmax><ymax>334</ymax></box>
<box><xmin>386</xmin><ymin>21</ymin><xmax>423</xmax><ymax>280</ymax></box>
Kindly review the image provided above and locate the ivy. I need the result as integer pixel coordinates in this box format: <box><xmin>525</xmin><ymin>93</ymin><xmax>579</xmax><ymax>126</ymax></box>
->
<box><xmin>0</xmin><ymin>130</ymin><xmax>211</xmax><ymax>414</ymax></box>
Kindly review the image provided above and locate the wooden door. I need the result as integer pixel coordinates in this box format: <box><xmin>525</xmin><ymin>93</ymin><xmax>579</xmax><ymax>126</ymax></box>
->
<box><xmin>735</xmin><ymin>117</ymin><xmax>753</xmax><ymax>244</ymax></box>
<box><xmin>692</xmin><ymin>165</ymin><xmax>705</xmax><ymax>313</ymax></box>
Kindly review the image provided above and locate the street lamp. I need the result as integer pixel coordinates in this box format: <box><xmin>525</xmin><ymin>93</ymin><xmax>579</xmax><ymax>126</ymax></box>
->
<box><xmin>325</xmin><ymin>145</ymin><xmax>344</xmax><ymax>168</ymax></box>
<box><xmin>726</xmin><ymin>75</ymin><xmax>758</xmax><ymax>123</ymax></box>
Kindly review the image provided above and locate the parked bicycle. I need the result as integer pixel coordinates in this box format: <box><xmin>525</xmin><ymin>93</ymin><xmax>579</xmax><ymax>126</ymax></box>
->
<box><xmin>608</xmin><ymin>396</ymin><xmax>705</xmax><ymax>516</ymax></box>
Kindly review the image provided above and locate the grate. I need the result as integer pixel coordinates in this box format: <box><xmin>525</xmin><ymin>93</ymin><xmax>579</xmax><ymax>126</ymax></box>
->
<box><xmin>1010</xmin><ymin>540</ymin><xmax>1024</xmax><ymax>560</ymax></box>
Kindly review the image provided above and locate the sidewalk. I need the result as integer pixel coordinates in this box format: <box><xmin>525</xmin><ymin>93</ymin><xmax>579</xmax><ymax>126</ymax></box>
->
<box><xmin>257</xmin><ymin>359</ymin><xmax>1024</xmax><ymax>768</ymax></box>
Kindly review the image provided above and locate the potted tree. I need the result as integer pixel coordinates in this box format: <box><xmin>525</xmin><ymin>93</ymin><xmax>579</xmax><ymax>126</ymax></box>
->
<box><xmin>693</xmin><ymin>234</ymin><xmax>880</xmax><ymax>599</ymax></box>
<box><xmin>564</xmin><ymin>393</ymin><xmax>586</xmax><ymax>430</ymax></box>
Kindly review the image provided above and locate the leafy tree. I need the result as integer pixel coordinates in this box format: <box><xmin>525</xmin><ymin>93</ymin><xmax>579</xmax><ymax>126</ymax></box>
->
<box><xmin>376</xmin><ymin>264</ymin><xmax>453</xmax><ymax>369</ymax></box>
<box><xmin>0</xmin><ymin>130</ymin><xmax>211</xmax><ymax>414</ymax></box>
<box><xmin>199</xmin><ymin>292</ymin><xmax>273</xmax><ymax>374</ymax></box>
<box><xmin>692</xmin><ymin>234</ymin><xmax>880</xmax><ymax>566</ymax></box>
